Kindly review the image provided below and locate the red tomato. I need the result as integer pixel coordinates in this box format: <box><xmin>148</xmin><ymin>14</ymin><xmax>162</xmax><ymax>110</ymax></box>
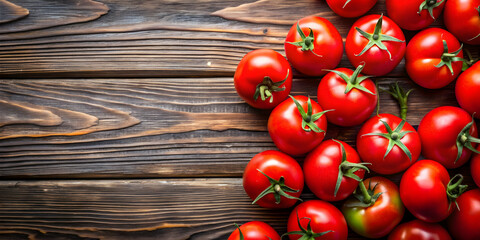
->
<box><xmin>228</xmin><ymin>221</ymin><xmax>280</xmax><ymax>240</ymax></box>
<box><xmin>456</xmin><ymin>61</ymin><xmax>480</xmax><ymax>117</ymax></box>
<box><xmin>326</xmin><ymin>0</ymin><xmax>377</xmax><ymax>18</ymax></box>
<box><xmin>444</xmin><ymin>0</ymin><xmax>480</xmax><ymax>45</ymax></box>
<box><xmin>447</xmin><ymin>189</ymin><xmax>480</xmax><ymax>240</ymax></box>
<box><xmin>243</xmin><ymin>150</ymin><xmax>304</xmax><ymax>208</ymax></box>
<box><xmin>388</xmin><ymin>219</ymin><xmax>452</xmax><ymax>240</ymax></box>
<box><xmin>234</xmin><ymin>49</ymin><xmax>292</xmax><ymax>109</ymax></box>
<box><xmin>303</xmin><ymin>139</ymin><xmax>368</xmax><ymax>201</ymax></box>
<box><xmin>418</xmin><ymin>106</ymin><xmax>479</xmax><ymax>169</ymax></box>
<box><xmin>406</xmin><ymin>28</ymin><xmax>463</xmax><ymax>89</ymax></box>
<box><xmin>342</xmin><ymin>177</ymin><xmax>405</xmax><ymax>238</ymax></box>
<box><xmin>386</xmin><ymin>0</ymin><xmax>446</xmax><ymax>30</ymax></box>
<box><xmin>268</xmin><ymin>96</ymin><xmax>329</xmax><ymax>156</ymax></box>
<box><xmin>400</xmin><ymin>160</ymin><xmax>468</xmax><ymax>222</ymax></box>
<box><xmin>356</xmin><ymin>113</ymin><xmax>421</xmax><ymax>175</ymax></box>
<box><xmin>285</xmin><ymin>200</ymin><xmax>348</xmax><ymax>240</ymax></box>
<box><xmin>284</xmin><ymin>16</ymin><xmax>343</xmax><ymax>76</ymax></box>
<box><xmin>471</xmin><ymin>146</ymin><xmax>480</xmax><ymax>188</ymax></box>
<box><xmin>317</xmin><ymin>64</ymin><xmax>378</xmax><ymax>127</ymax></box>
<box><xmin>345</xmin><ymin>14</ymin><xmax>406</xmax><ymax>76</ymax></box>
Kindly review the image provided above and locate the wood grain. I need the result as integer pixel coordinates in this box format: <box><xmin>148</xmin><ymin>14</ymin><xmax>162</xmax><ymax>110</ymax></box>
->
<box><xmin>0</xmin><ymin>0</ymin><xmax>29</xmax><ymax>24</ymax></box>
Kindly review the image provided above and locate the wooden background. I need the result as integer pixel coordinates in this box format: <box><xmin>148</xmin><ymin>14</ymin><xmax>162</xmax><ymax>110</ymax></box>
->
<box><xmin>0</xmin><ymin>0</ymin><xmax>478</xmax><ymax>239</ymax></box>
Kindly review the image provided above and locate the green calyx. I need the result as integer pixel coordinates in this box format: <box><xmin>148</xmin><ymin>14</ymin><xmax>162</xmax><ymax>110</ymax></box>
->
<box><xmin>355</xmin><ymin>14</ymin><xmax>405</xmax><ymax>60</ymax></box>
<box><xmin>282</xmin><ymin>212</ymin><xmax>333</xmax><ymax>240</ymax></box>
<box><xmin>455</xmin><ymin>118</ymin><xmax>480</xmax><ymax>163</ymax></box>
<box><xmin>290</xmin><ymin>95</ymin><xmax>332</xmax><ymax>133</ymax></box>
<box><xmin>252</xmin><ymin>169</ymin><xmax>302</xmax><ymax>205</ymax></box>
<box><xmin>418</xmin><ymin>0</ymin><xmax>444</xmax><ymax>20</ymax></box>
<box><xmin>462</xmin><ymin>49</ymin><xmax>479</xmax><ymax>71</ymax></box>
<box><xmin>446</xmin><ymin>174</ymin><xmax>468</xmax><ymax>211</ymax></box>
<box><xmin>345</xmin><ymin>179</ymin><xmax>383</xmax><ymax>208</ymax></box>
<box><xmin>363</xmin><ymin>119</ymin><xmax>414</xmax><ymax>161</ymax></box>
<box><xmin>326</xmin><ymin>64</ymin><xmax>375</xmax><ymax>95</ymax></box>
<box><xmin>253</xmin><ymin>69</ymin><xmax>289</xmax><ymax>103</ymax></box>
<box><xmin>381</xmin><ymin>82</ymin><xmax>413</xmax><ymax>120</ymax></box>
<box><xmin>234</xmin><ymin>223</ymin><xmax>245</xmax><ymax>240</ymax></box>
<box><xmin>333</xmin><ymin>139</ymin><xmax>370</xmax><ymax>197</ymax></box>
<box><xmin>435</xmin><ymin>40</ymin><xmax>464</xmax><ymax>75</ymax></box>
<box><xmin>286</xmin><ymin>22</ymin><xmax>322</xmax><ymax>58</ymax></box>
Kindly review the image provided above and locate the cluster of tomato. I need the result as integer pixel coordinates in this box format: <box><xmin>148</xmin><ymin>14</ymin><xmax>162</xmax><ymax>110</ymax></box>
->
<box><xmin>227</xmin><ymin>0</ymin><xmax>480</xmax><ymax>239</ymax></box>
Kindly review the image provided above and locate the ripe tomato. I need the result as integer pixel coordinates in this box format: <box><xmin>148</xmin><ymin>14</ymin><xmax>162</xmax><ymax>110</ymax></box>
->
<box><xmin>418</xmin><ymin>106</ymin><xmax>479</xmax><ymax>169</ymax></box>
<box><xmin>303</xmin><ymin>139</ymin><xmax>368</xmax><ymax>201</ymax></box>
<box><xmin>342</xmin><ymin>177</ymin><xmax>405</xmax><ymax>238</ymax></box>
<box><xmin>471</xmin><ymin>146</ymin><xmax>480</xmax><ymax>188</ymax></box>
<box><xmin>388</xmin><ymin>219</ymin><xmax>452</xmax><ymax>240</ymax></box>
<box><xmin>456</xmin><ymin>61</ymin><xmax>480</xmax><ymax>117</ymax></box>
<box><xmin>243</xmin><ymin>150</ymin><xmax>303</xmax><ymax>208</ymax></box>
<box><xmin>268</xmin><ymin>95</ymin><xmax>330</xmax><ymax>156</ymax></box>
<box><xmin>444</xmin><ymin>0</ymin><xmax>480</xmax><ymax>45</ymax></box>
<box><xmin>400</xmin><ymin>160</ymin><xmax>468</xmax><ymax>222</ymax></box>
<box><xmin>386</xmin><ymin>0</ymin><xmax>446</xmax><ymax>30</ymax></box>
<box><xmin>326</xmin><ymin>0</ymin><xmax>378</xmax><ymax>18</ymax></box>
<box><xmin>284</xmin><ymin>16</ymin><xmax>343</xmax><ymax>76</ymax></box>
<box><xmin>234</xmin><ymin>49</ymin><xmax>292</xmax><ymax>109</ymax></box>
<box><xmin>285</xmin><ymin>200</ymin><xmax>348</xmax><ymax>240</ymax></box>
<box><xmin>345</xmin><ymin>14</ymin><xmax>406</xmax><ymax>76</ymax></box>
<box><xmin>447</xmin><ymin>189</ymin><xmax>480</xmax><ymax>240</ymax></box>
<box><xmin>317</xmin><ymin>64</ymin><xmax>378</xmax><ymax>127</ymax></box>
<box><xmin>356</xmin><ymin>113</ymin><xmax>421</xmax><ymax>175</ymax></box>
<box><xmin>406</xmin><ymin>28</ymin><xmax>463</xmax><ymax>89</ymax></box>
<box><xmin>228</xmin><ymin>221</ymin><xmax>280</xmax><ymax>240</ymax></box>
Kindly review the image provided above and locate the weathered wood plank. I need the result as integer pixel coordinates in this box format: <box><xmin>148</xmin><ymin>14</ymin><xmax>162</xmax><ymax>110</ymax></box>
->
<box><xmin>0</xmin><ymin>77</ymin><xmax>466</xmax><ymax>178</ymax></box>
<box><xmin>1</xmin><ymin>0</ymin><xmax>473</xmax><ymax>78</ymax></box>
<box><xmin>0</xmin><ymin>0</ymin><xmax>29</xmax><ymax>24</ymax></box>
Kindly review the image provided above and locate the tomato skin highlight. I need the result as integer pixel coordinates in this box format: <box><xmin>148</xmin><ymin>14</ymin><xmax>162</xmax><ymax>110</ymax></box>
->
<box><xmin>388</xmin><ymin>219</ymin><xmax>452</xmax><ymax>240</ymax></box>
<box><xmin>287</xmin><ymin>200</ymin><xmax>348</xmax><ymax>240</ymax></box>
<box><xmin>243</xmin><ymin>150</ymin><xmax>304</xmax><ymax>208</ymax></box>
<box><xmin>356</xmin><ymin>113</ymin><xmax>421</xmax><ymax>175</ymax></box>
<box><xmin>228</xmin><ymin>221</ymin><xmax>281</xmax><ymax>240</ymax></box>
<box><xmin>386</xmin><ymin>0</ymin><xmax>445</xmax><ymax>31</ymax></box>
<box><xmin>317</xmin><ymin>67</ymin><xmax>377</xmax><ymax>127</ymax></box>
<box><xmin>234</xmin><ymin>49</ymin><xmax>292</xmax><ymax>109</ymax></box>
<box><xmin>326</xmin><ymin>0</ymin><xmax>378</xmax><ymax>18</ymax></box>
<box><xmin>342</xmin><ymin>177</ymin><xmax>405</xmax><ymax>238</ymax></box>
<box><xmin>345</xmin><ymin>14</ymin><xmax>406</xmax><ymax>76</ymax></box>
<box><xmin>418</xmin><ymin>106</ymin><xmax>478</xmax><ymax>169</ymax></box>
<box><xmin>303</xmin><ymin>139</ymin><xmax>365</xmax><ymax>201</ymax></box>
<box><xmin>405</xmin><ymin>28</ymin><xmax>463</xmax><ymax>89</ymax></box>
<box><xmin>284</xmin><ymin>16</ymin><xmax>343</xmax><ymax>76</ymax></box>
<box><xmin>444</xmin><ymin>0</ymin><xmax>480</xmax><ymax>45</ymax></box>
<box><xmin>268</xmin><ymin>96</ymin><xmax>328</xmax><ymax>156</ymax></box>
<box><xmin>456</xmin><ymin>61</ymin><xmax>480</xmax><ymax>117</ymax></box>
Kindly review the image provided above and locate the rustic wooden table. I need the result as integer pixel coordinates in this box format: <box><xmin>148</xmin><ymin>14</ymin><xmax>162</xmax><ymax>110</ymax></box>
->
<box><xmin>0</xmin><ymin>0</ymin><xmax>478</xmax><ymax>239</ymax></box>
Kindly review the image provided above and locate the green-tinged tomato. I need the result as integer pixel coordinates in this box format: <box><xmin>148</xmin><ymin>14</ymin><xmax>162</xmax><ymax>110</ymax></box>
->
<box><xmin>341</xmin><ymin>176</ymin><xmax>404</xmax><ymax>238</ymax></box>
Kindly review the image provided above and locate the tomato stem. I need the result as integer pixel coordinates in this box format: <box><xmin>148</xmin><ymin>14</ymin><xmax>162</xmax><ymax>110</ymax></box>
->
<box><xmin>455</xmin><ymin>118</ymin><xmax>480</xmax><ymax>163</ymax></box>
<box><xmin>358</xmin><ymin>180</ymin><xmax>372</xmax><ymax>203</ymax></box>
<box><xmin>418</xmin><ymin>0</ymin><xmax>444</xmax><ymax>19</ymax></box>
<box><xmin>253</xmin><ymin>70</ymin><xmax>289</xmax><ymax>103</ymax></box>
<box><xmin>446</xmin><ymin>174</ymin><xmax>468</xmax><ymax>211</ymax></box>
<box><xmin>435</xmin><ymin>40</ymin><xmax>464</xmax><ymax>75</ymax></box>
<box><xmin>324</xmin><ymin>63</ymin><xmax>375</xmax><ymax>95</ymax></box>
<box><xmin>281</xmin><ymin>212</ymin><xmax>333</xmax><ymax>239</ymax></box>
<box><xmin>381</xmin><ymin>82</ymin><xmax>413</xmax><ymax>120</ymax></box>
<box><xmin>289</xmin><ymin>95</ymin><xmax>332</xmax><ymax>133</ymax></box>
<box><xmin>252</xmin><ymin>169</ymin><xmax>302</xmax><ymax>205</ymax></box>
<box><xmin>286</xmin><ymin>22</ymin><xmax>322</xmax><ymax>58</ymax></box>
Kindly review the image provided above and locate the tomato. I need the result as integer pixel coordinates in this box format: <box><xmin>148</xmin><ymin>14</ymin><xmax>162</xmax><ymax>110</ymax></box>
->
<box><xmin>456</xmin><ymin>61</ymin><xmax>480</xmax><ymax>117</ymax></box>
<box><xmin>406</xmin><ymin>28</ymin><xmax>463</xmax><ymax>89</ymax></box>
<box><xmin>356</xmin><ymin>113</ymin><xmax>421</xmax><ymax>175</ymax></box>
<box><xmin>342</xmin><ymin>177</ymin><xmax>404</xmax><ymax>238</ymax></box>
<box><xmin>317</xmin><ymin>64</ymin><xmax>378</xmax><ymax>127</ymax></box>
<box><xmin>345</xmin><ymin>14</ymin><xmax>406</xmax><ymax>76</ymax></box>
<box><xmin>243</xmin><ymin>150</ymin><xmax>303</xmax><ymax>208</ymax></box>
<box><xmin>400</xmin><ymin>160</ymin><xmax>468</xmax><ymax>222</ymax></box>
<box><xmin>388</xmin><ymin>219</ymin><xmax>452</xmax><ymax>240</ymax></box>
<box><xmin>303</xmin><ymin>139</ymin><xmax>368</xmax><ymax>201</ymax></box>
<box><xmin>285</xmin><ymin>200</ymin><xmax>348</xmax><ymax>240</ymax></box>
<box><xmin>284</xmin><ymin>16</ymin><xmax>343</xmax><ymax>76</ymax></box>
<box><xmin>418</xmin><ymin>106</ymin><xmax>480</xmax><ymax>169</ymax></box>
<box><xmin>234</xmin><ymin>49</ymin><xmax>292</xmax><ymax>109</ymax></box>
<box><xmin>386</xmin><ymin>0</ymin><xmax>446</xmax><ymax>30</ymax></box>
<box><xmin>228</xmin><ymin>221</ymin><xmax>280</xmax><ymax>240</ymax></box>
<box><xmin>326</xmin><ymin>0</ymin><xmax>377</xmax><ymax>18</ymax></box>
<box><xmin>471</xmin><ymin>146</ymin><xmax>480</xmax><ymax>188</ymax></box>
<box><xmin>447</xmin><ymin>189</ymin><xmax>480</xmax><ymax>240</ymax></box>
<box><xmin>268</xmin><ymin>96</ymin><xmax>330</xmax><ymax>156</ymax></box>
<box><xmin>444</xmin><ymin>0</ymin><xmax>480</xmax><ymax>45</ymax></box>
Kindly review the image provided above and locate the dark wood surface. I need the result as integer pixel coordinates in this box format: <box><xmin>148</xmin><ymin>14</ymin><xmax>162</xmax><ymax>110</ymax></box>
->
<box><xmin>0</xmin><ymin>0</ymin><xmax>478</xmax><ymax>239</ymax></box>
